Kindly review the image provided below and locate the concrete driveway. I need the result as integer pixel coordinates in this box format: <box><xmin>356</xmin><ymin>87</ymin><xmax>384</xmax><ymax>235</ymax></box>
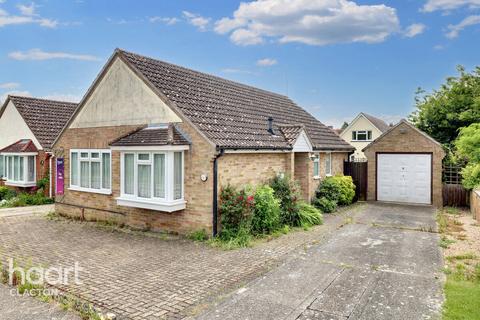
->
<box><xmin>196</xmin><ymin>203</ymin><xmax>444</xmax><ymax>320</ymax></box>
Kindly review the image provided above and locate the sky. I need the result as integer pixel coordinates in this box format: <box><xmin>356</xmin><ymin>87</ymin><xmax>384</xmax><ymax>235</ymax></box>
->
<box><xmin>0</xmin><ymin>0</ymin><xmax>479</xmax><ymax>128</ymax></box>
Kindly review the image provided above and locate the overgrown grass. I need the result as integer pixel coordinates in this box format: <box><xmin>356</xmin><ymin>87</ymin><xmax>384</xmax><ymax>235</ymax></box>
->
<box><xmin>443</xmin><ymin>279</ymin><xmax>480</xmax><ymax>320</ymax></box>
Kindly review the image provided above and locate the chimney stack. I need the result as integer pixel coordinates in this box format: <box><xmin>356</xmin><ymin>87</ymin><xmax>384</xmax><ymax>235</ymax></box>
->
<box><xmin>268</xmin><ymin>117</ymin><xmax>274</xmax><ymax>135</ymax></box>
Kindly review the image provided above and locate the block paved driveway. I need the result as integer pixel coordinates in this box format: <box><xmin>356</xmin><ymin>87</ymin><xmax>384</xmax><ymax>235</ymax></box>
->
<box><xmin>196</xmin><ymin>203</ymin><xmax>444</xmax><ymax>320</ymax></box>
<box><xmin>0</xmin><ymin>205</ymin><xmax>357</xmax><ymax>320</ymax></box>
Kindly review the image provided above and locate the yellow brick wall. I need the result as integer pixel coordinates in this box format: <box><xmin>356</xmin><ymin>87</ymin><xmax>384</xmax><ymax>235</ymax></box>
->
<box><xmin>364</xmin><ymin>122</ymin><xmax>445</xmax><ymax>207</ymax></box>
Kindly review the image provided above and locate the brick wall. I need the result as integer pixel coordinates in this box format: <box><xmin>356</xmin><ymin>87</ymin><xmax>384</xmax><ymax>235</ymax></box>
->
<box><xmin>364</xmin><ymin>122</ymin><xmax>445</xmax><ymax>207</ymax></box>
<box><xmin>471</xmin><ymin>190</ymin><xmax>480</xmax><ymax>221</ymax></box>
<box><xmin>55</xmin><ymin>122</ymin><xmax>217</xmax><ymax>234</ymax></box>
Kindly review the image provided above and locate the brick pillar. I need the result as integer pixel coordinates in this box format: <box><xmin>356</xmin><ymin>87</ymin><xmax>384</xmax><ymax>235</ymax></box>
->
<box><xmin>294</xmin><ymin>153</ymin><xmax>312</xmax><ymax>201</ymax></box>
<box><xmin>285</xmin><ymin>152</ymin><xmax>295</xmax><ymax>179</ymax></box>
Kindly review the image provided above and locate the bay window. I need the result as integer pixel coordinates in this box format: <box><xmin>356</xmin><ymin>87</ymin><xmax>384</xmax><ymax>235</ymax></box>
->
<box><xmin>70</xmin><ymin>149</ymin><xmax>111</xmax><ymax>194</ymax></box>
<box><xmin>1</xmin><ymin>153</ymin><xmax>36</xmax><ymax>187</ymax></box>
<box><xmin>117</xmin><ymin>149</ymin><xmax>186</xmax><ymax>212</ymax></box>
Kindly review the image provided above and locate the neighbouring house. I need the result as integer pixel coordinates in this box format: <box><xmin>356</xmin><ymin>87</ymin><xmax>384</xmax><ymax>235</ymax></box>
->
<box><xmin>340</xmin><ymin>112</ymin><xmax>391</xmax><ymax>160</ymax></box>
<box><xmin>52</xmin><ymin>49</ymin><xmax>354</xmax><ymax>235</ymax></box>
<box><xmin>363</xmin><ymin>120</ymin><xmax>445</xmax><ymax>207</ymax></box>
<box><xmin>0</xmin><ymin>96</ymin><xmax>77</xmax><ymax>197</ymax></box>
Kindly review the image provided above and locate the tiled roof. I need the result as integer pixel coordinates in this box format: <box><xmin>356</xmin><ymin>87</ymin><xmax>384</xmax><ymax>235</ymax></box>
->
<box><xmin>8</xmin><ymin>96</ymin><xmax>78</xmax><ymax>149</ymax></box>
<box><xmin>119</xmin><ymin>50</ymin><xmax>353</xmax><ymax>151</ymax></box>
<box><xmin>279</xmin><ymin>125</ymin><xmax>305</xmax><ymax>146</ymax></box>
<box><xmin>362</xmin><ymin>113</ymin><xmax>390</xmax><ymax>133</ymax></box>
<box><xmin>110</xmin><ymin>126</ymin><xmax>190</xmax><ymax>147</ymax></box>
<box><xmin>0</xmin><ymin>139</ymin><xmax>38</xmax><ymax>153</ymax></box>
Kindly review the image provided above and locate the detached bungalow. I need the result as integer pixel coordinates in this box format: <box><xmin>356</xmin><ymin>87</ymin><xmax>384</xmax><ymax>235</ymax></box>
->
<box><xmin>53</xmin><ymin>49</ymin><xmax>354</xmax><ymax>234</ymax></box>
<box><xmin>0</xmin><ymin>96</ymin><xmax>77</xmax><ymax>196</ymax></box>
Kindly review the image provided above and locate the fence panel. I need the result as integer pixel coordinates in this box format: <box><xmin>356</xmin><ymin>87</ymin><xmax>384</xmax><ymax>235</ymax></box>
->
<box><xmin>344</xmin><ymin>160</ymin><xmax>368</xmax><ymax>201</ymax></box>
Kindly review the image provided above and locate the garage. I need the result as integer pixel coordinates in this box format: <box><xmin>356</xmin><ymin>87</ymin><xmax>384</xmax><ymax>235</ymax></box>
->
<box><xmin>377</xmin><ymin>153</ymin><xmax>431</xmax><ymax>204</ymax></box>
<box><xmin>363</xmin><ymin>120</ymin><xmax>445</xmax><ymax>207</ymax></box>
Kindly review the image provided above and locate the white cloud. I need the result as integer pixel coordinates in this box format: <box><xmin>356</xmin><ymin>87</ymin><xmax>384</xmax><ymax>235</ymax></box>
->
<box><xmin>434</xmin><ymin>44</ymin><xmax>445</xmax><ymax>50</ymax></box>
<box><xmin>256</xmin><ymin>58</ymin><xmax>277</xmax><ymax>67</ymax></box>
<box><xmin>0</xmin><ymin>82</ymin><xmax>20</xmax><ymax>89</ymax></box>
<box><xmin>446</xmin><ymin>15</ymin><xmax>480</xmax><ymax>38</ymax></box>
<box><xmin>214</xmin><ymin>0</ymin><xmax>400</xmax><ymax>46</ymax></box>
<box><xmin>149</xmin><ymin>16</ymin><xmax>179</xmax><ymax>25</ymax></box>
<box><xmin>404</xmin><ymin>23</ymin><xmax>426</xmax><ymax>38</ymax></box>
<box><xmin>422</xmin><ymin>0</ymin><xmax>480</xmax><ymax>12</ymax></box>
<box><xmin>8</xmin><ymin>48</ymin><xmax>100</xmax><ymax>61</ymax></box>
<box><xmin>0</xmin><ymin>90</ymin><xmax>31</xmax><ymax>104</ymax></box>
<box><xmin>17</xmin><ymin>3</ymin><xmax>36</xmax><ymax>16</ymax></box>
<box><xmin>42</xmin><ymin>93</ymin><xmax>81</xmax><ymax>103</ymax></box>
<box><xmin>182</xmin><ymin>11</ymin><xmax>210</xmax><ymax>31</ymax></box>
<box><xmin>0</xmin><ymin>5</ymin><xmax>57</xmax><ymax>28</ymax></box>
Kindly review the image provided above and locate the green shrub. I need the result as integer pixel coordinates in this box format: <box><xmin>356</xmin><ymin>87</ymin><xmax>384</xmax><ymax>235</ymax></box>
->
<box><xmin>36</xmin><ymin>176</ymin><xmax>49</xmax><ymax>191</ymax></box>
<box><xmin>219</xmin><ymin>185</ymin><xmax>254</xmax><ymax>239</ymax></box>
<box><xmin>251</xmin><ymin>185</ymin><xmax>281</xmax><ymax>235</ymax></box>
<box><xmin>298</xmin><ymin>202</ymin><xmax>323</xmax><ymax>227</ymax></box>
<box><xmin>4</xmin><ymin>192</ymin><xmax>54</xmax><ymax>208</ymax></box>
<box><xmin>187</xmin><ymin>229</ymin><xmax>209</xmax><ymax>242</ymax></box>
<box><xmin>0</xmin><ymin>186</ymin><xmax>16</xmax><ymax>201</ymax></box>
<box><xmin>313</xmin><ymin>175</ymin><xmax>355</xmax><ymax>206</ymax></box>
<box><xmin>313</xmin><ymin>197</ymin><xmax>337</xmax><ymax>213</ymax></box>
<box><xmin>269</xmin><ymin>175</ymin><xmax>302</xmax><ymax>226</ymax></box>
<box><xmin>461</xmin><ymin>163</ymin><xmax>480</xmax><ymax>190</ymax></box>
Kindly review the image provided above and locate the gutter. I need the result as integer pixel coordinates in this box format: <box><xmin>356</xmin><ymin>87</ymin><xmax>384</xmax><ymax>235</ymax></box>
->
<box><xmin>212</xmin><ymin>148</ymin><xmax>224</xmax><ymax>237</ymax></box>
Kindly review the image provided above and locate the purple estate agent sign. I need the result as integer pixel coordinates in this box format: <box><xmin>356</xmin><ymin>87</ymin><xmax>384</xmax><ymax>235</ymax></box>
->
<box><xmin>56</xmin><ymin>158</ymin><xmax>64</xmax><ymax>195</ymax></box>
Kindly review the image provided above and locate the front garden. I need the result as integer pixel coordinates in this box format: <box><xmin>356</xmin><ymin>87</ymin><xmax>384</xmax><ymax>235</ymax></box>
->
<box><xmin>190</xmin><ymin>174</ymin><xmax>356</xmax><ymax>249</ymax></box>
<box><xmin>0</xmin><ymin>183</ymin><xmax>54</xmax><ymax>208</ymax></box>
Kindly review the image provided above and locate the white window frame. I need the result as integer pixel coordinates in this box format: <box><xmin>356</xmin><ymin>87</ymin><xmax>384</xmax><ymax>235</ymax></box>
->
<box><xmin>325</xmin><ymin>152</ymin><xmax>332</xmax><ymax>177</ymax></box>
<box><xmin>1</xmin><ymin>153</ymin><xmax>37</xmax><ymax>187</ymax></box>
<box><xmin>352</xmin><ymin>130</ymin><xmax>372</xmax><ymax>142</ymax></box>
<box><xmin>69</xmin><ymin>149</ymin><xmax>112</xmax><ymax>195</ymax></box>
<box><xmin>313</xmin><ymin>154</ymin><xmax>320</xmax><ymax>179</ymax></box>
<box><xmin>116</xmin><ymin>148</ymin><xmax>187</xmax><ymax>213</ymax></box>
<box><xmin>0</xmin><ymin>154</ymin><xmax>4</xmax><ymax>179</ymax></box>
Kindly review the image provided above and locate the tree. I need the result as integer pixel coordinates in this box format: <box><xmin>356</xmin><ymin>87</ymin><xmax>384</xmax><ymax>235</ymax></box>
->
<box><xmin>455</xmin><ymin>123</ymin><xmax>480</xmax><ymax>189</ymax></box>
<box><xmin>409</xmin><ymin>66</ymin><xmax>480</xmax><ymax>148</ymax></box>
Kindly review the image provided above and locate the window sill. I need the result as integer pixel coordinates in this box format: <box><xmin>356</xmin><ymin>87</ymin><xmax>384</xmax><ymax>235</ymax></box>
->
<box><xmin>5</xmin><ymin>181</ymin><xmax>36</xmax><ymax>188</ymax></box>
<box><xmin>351</xmin><ymin>140</ymin><xmax>373</xmax><ymax>142</ymax></box>
<box><xmin>326</xmin><ymin>174</ymin><xmax>333</xmax><ymax>177</ymax></box>
<box><xmin>116</xmin><ymin>197</ymin><xmax>186</xmax><ymax>213</ymax></box>
<box><xmin>68</xmin><ymin>186</ymin><xmax>112</xmax><ymax>195</ymax></box>
<box><xmin>313</xmin><ymin>176</ymin><xmax>321</xmax><ymax>180</ymax></box>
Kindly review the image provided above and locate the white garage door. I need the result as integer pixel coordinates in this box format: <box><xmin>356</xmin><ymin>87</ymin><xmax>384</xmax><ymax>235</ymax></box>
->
<box><xmin>377</xmin><ymin>153</ymin><xmax>431</xmax><ymax>205</ymax></box>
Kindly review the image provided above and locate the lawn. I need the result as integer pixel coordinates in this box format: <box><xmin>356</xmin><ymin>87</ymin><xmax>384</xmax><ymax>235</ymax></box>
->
<box><xmin>443</xmin><ymin>279</ymin><xmax>480</xmax><ymax>319</ymax></box>
<box><xmin>438</xmin><ymin>207</ymin><xmax>480</xmax><ymax>320</ymax></box>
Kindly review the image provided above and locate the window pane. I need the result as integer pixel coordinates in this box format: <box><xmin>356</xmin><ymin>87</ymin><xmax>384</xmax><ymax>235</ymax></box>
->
<box><xmin>71</xmin><ymin>153</ymin><xmax>79</xmax><ymax>186</ymax></box>
<box><xmin>14</xmin><ymin>156</ymin><xmax>19</xmax><ymax>181</ymax></box>
<box><xmin>80</xmin><ymin>161</ymin><xmax>90</xmax><ymax>188</ymax></box>
<box><xmin>352</xmin><ymin>131</ymin><xmax>356</xmax><ymax>140</ymax></box>
<box><xmin>8</xmin><ymin>157</ymin><xmax>13</xmax><ymax>179</ymax></box>
<box><xmin>154</xmin><ymin>154</ymin><xmax>165</xmax><ymax>198</ymax></box>
<box><xmin>28</xmin><ymin>156</ymin><xmax>35</xmax><ymax>182</ymax></box>
<box><xmin>138</xmin><ymin>153</ymin><xmax>150</xmax><ymax>161</ymax></box>
<box><xmin>313</xmin><ymin>158</ymin><xmax>319</xmax><ymax>177</ymax></box>
<box><xmin>124</xmin><ymin>154</ymin><xmax>134</xmax><ymax>195</ymax></box>
<box><xmin>357</xmin><ymin>132</ymin><xmax>367</xmax><ymax>141</ymax></box>
<box><xmin>91</xmin><ymin>152</ymin><xmax>100</xmax><ymax>159</ymax></box>
<box><xmin>325</xmin><ymin>153</ymin><xmax>332</xmax><ymax>175</ymax></box>
<box><xmin>91</xmin><ymin>162</ymin><xmax>101</xmax><ymax>189</ymax></box>
<box><xmin>173</xmin><ymin>152</ymin><xmax>183</xmax><ymax>200</ymax></box>
<box><xmin>102</xmin><ymin>153</ymin><xmax>111</xmax><ymax>189</ymax></box>
<box><xmin>0</xmin><ymin>155</ymin><xmax>3</xmax><ymax>178</ymax></box>
<box><xmin>367</xmin><ymin>131</ymin><xmax>372</xmax><ymax>140</ymax></box>
<box><xmin>19</xmin><ymin>157</ymin><xmax>24</xmax><ymax>182</ymax></box>
<box><xmin>80</xmin><ymin>152</ymin><xmax>89</xmax><ymax>158</ymax></box>
<box><xmin>138</xmin><ymin>164</ymin><xmax>151</xmax><ymax>198</ymax></box>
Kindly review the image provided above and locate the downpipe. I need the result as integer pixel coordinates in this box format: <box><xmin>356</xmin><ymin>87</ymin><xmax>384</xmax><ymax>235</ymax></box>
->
<box><xmin>212</xmin><ymin>148</ymin><xmax>224</xmax><ymax>237</ymax></box>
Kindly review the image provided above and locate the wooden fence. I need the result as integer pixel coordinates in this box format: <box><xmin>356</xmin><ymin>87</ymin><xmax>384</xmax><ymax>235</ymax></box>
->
<box><xmin>442</xmin><ymin>164</ymin><xmax>470</xmax><ymax>207</ymax></box>
<box><xmin>344</xmin><ymin>160</ymin><xmax>367</xmax><ymax>201</ymax></box>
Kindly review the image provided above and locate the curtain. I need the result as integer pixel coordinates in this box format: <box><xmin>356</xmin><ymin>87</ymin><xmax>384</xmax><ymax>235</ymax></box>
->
<box><xmin>124</xmin><ymin>154</ymin><xmax>134</xmax><ymax>195</ymax></box>
<box><xmin>91</xmin><ymin>162</ymin><xmax>101</xmax><ymax>189</ymax></box>
<box><xmin>80</xmin><ymin>161</ymin><xmax>90</xmax><ymax>188</ymax></box>
<box><xmin>173</xmin><ymin>152</ymin><xmax>182</xmax><ymax>200</ymax></box>
<box><xmin>154</xmin><ymin>154</ymin><xmax>165</xmax><ymax>198</ymax></box>
<box><xmin>138</xmin><ymin>164</ymin><xmax>151</xmax><ymax>198</ymax></box>
<box><xmin>28</xmin><ymin>156</ymin><xmax>35</xmax><ymax>182</ymax></box>
<box><xmin>8</xmin><ymin>156</ymin><xmax>13</xmax><ymax>180</ymax></box>
<box><xmin>325</xmin><ymin>153</ymin><xmax>332</xmax><ymax>175</ymax></box>
<box><xmin>71</xmin><ymin>153</ymin><xmax>78</xmax><ymax>186</ymax></box>
<box><xmin>14</xmin><ymin>156</ymin><xmax>19</xmax><ymax>181</ymax></box>
<box><xmin>313</xmin><ymin>157</ymin><xmax>319</xmax><ymax>177</ymax></box>
<box><xmin>19</xmin><ymin>157</ymin><xmax>24</xmax><ymax>182</ymax></box>
<box><xmin>102</xmin><ymin>153</ymin><xmax>111</xmax><ymax>189</ymax></box>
